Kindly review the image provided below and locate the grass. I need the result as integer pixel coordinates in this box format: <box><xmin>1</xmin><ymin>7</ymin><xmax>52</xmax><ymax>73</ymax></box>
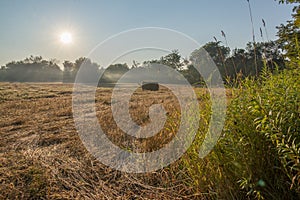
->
<box><xmin>0</xmin><ymin>83</ymin><xmax>212</xmax><ymax>199</ymax></box>
<box><xmin>0</xmin><ymin>68</ymin><xmax>299</xmax><ymax>199</ymax></box>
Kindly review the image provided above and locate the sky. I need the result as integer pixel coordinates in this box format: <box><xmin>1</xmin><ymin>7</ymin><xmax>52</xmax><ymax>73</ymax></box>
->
<box><xmin>0</xmin><ymin>0</ymin><xmax>295</xmax><ymax>67</ymax></box>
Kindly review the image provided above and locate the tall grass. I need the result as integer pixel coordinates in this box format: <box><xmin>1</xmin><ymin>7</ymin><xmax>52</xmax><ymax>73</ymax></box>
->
<box><xmin>247</xmin><ymin>0</ymin><xmax>259</xmax><ymax>76</ymax></box>
<box><xmin>221</xmin><ymin>30</ymin><xmax>237</xmax><ymax>75</ymax></box>
<box><xmin>180</xmin><ymin>67</ymin><xmax>300</xmax><ymax>199</ymax></box>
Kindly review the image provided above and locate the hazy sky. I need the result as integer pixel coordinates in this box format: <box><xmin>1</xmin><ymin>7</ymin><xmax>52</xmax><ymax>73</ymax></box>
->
<box><xmin>0</xmin><ymin>0</ymin><xmax>294</xmax><ymax>67</ymax></box>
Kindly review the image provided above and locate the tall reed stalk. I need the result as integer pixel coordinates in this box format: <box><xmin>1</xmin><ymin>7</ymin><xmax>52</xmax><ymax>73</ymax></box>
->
<box><xmin>214</xmin><ymin>36</ymin><xmax>228</xmax><ymax>77</ymax></box>
<box><xmin>262</xmin><ymin>19</ymin><xmax>270</xmax><ymax>42</ymax></box>
<box><xmin>221</xmin><ymin>30</ymin><xmax>238</xmax><ymax>76</ymax></box>
<box><xmin>247</xmin><ymin>0</ymin><xmax>258</xmax><ymax>76</ymax></box>
<box><xmin>261</xmin><ymin>19</ymin><xmax>275</xmax><ymax>69</ymax></box>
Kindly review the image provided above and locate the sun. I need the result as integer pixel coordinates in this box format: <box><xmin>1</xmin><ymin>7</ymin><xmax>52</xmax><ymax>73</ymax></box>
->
<box><xmin>60</xmin><ymin>32</ymin><xmax>72</xmax><ymax>44</ymax></box>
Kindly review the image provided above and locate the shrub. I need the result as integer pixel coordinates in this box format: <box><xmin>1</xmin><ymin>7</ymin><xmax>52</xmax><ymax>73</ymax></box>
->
<box><xmin>182</xmin><ymin>68</ymin><xmax>300</xmax><ymax>199</ymax></box>
<box><xmin>220</xmin><ymin>68</ymin><xmax>300</xmax><ymax>199</ymax></box>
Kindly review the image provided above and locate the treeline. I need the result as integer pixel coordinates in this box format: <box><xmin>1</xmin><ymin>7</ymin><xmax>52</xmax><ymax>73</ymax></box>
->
<box><xmin>0</xmin><ymin>56</ymin><xmax>62</xmax><ymax>82</ymax></box>
<box><xmin>0</xmin><ymin>40</ymin><xmax>287</xmax><ymax>85</ymax></box>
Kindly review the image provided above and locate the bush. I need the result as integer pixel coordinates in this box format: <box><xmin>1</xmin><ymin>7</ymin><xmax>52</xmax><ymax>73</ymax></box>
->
<box><xmin>182</xmin><ymin>68</ymin><xmax>300</xmax><ymax>199</ymax></box>
<box><xmin>220</xmin><ymin>68</ymin><xmax>300</xmax><ymax>199</ymax></box>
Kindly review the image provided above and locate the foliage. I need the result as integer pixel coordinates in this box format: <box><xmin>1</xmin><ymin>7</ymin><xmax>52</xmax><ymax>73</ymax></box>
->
<box><xmin>187</xmin><ymin>41</ymin><xmax>285</xmax><ymax>84</ymax></box>
<box><xmin>201</xmin><ymin>41</ymin><xmax>230</xmax><ymax>77</ymax></box>
<box><xmin>180</xmin><ymin>64</ymin><xmax>205</xmax><ymax>86</ymax></box>
<box><xmin>62</xmin><ymin>57</ymin><xmax>100</xmax><ymax>83</ymax></box>
<box><xmin>0</xmin><ymin>55</ymin><xmax>62</xmax><ymax>82</ymax></box>
<box><xmin>178</xmin><ymin>67</ymin><xmax>300</xmax><ymax>199</ymax></box>
<box><xmin>277</xmin><ymin>0</ymin><xmax>300</xmax><ymax>68</ymax></box>
<box><xmin>213</xmin><ymin>68</ymin><xmax>299</xmax><ymax>199</ymax></box>
<box><xmin>0</xmin><ymin>40</ymin><xmax>287</xmax><ymax>84</ymax></box>
<box><xmin>99</xmin><ymin>63</ymin><xmax>129</xmax><ymax>83</ymax></box>
<box><xmin>277</xmin><ymin>21</ymin><xmax>300</xmax><ymax>68</ymax></box>
<box><xmin>159</xmin><ymin>50</ymin><xmax>183</xmax><ymax>70</ymax></box>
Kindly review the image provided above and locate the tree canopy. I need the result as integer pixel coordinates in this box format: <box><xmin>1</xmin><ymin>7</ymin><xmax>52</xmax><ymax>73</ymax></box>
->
<box><xmin>276</xmin><ymin>0</ymin><xmax>300</xmax><ymax>68</ymax></box>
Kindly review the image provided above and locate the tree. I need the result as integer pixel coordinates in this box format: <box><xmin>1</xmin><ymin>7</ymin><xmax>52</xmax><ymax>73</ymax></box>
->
<box><xmin>180</xmin><ymin>64</ymin><xmax>205</xmax><ymax>86</ymax></box>
<box><xmin>191</xmin><ymin>42</ymin><xmax>230</xmax><ymax>78</ymax></box>
<box><xmin>160</xmin><ymin>50</ymin><xmax>183</xmax><ymax>70</ymax></box>
<box><xmin>141</xmin><ymin>50</ymin><xmax>184</xmax><ymax>71</ymax></box>
<box><xmin>63</xmin><ymin>57</ymin><xmax>100</xmax><ymax>83</ymax></box>
<box><xmin>62</xmin><ymin>61</ymin><xmax>75</xmax><ymax>83</ymax></box>
<box><xmin>277</xmin><ymin>0</ymin><xmax>300</xmax><ymax>68</ymax></box>
<box><xmin>230</xmin><ymin>41</ymin><xmax>285</xmax><ymax>77</ymax></box>
<box><xmin>1</xmin><ymin>56</ymin><xmax>62</xmax><ymax>82</ymax></box>
<box><xmin>99</xmin><ymin>63</ymin><xmax>129</xmax><ymax>83</ymax></box>
<box><xmin>277</xmin><ymin>22</ymin><xmax>300</xmax><ymax>68</ymax></box>
<box><xmin>63</xmin><ymin>60</ymin><xmax>74</xmax><ymax>71</ymax></box>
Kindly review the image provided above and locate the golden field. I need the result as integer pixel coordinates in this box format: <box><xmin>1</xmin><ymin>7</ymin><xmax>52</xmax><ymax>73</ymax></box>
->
<box><xmin>0</xmin><ymin>82</ymin><xmax>213</xmax><ymax>199</ymax></box>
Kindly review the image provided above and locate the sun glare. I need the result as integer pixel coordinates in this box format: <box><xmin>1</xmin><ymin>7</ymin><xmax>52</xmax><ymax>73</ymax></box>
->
<box><xmin>60</xmin><ymin>32</ymin><xmax>72</xmax><ymax>44</ymax></box>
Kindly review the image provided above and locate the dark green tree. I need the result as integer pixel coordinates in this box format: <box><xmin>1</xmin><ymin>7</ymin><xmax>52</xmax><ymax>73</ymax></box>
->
<box><xmin>100</xmin><ymin>63</ymin><xmax>129</xmax><ymax>83</ymax></box>
<box><xmin>63</xmin><ymin>57</ymin><xmax>100</xmax><ymax>83</ymax></box>
<box><xmin>159</xmin><ymin>50</ymin><xmax>183</xmax><ymax>70</ymax></box>
<box><xmin>180</xmin><ymin>64</ymin><xmax>205</xmax><ymax>86</ymax></box>
<box><xmin>277</xmin><ymin>0</ymin><xmax>300</xmax><ymax>68</ymax></box>
<box><xmin>193</xmin><ymin>41</ymin><xmax>230</xmax><ymax>78</ymax></box>
<box><xmin>3</xmin><ymin>56</ymin><xmax>62</xmax><ymax>82</ymax></box>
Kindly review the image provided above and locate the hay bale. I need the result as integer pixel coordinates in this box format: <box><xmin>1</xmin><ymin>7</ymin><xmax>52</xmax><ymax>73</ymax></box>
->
<box><xmin>141</xmin><ymin>81</ymin><xmax>159</xmax><ymax>91</ymax></box>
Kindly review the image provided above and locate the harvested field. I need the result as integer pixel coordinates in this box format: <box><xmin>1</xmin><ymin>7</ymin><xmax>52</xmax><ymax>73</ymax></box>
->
<box><xmin>0</xmin><ymin>82</ymin><xmax>212</xmax><ymax>199</ymax></box>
